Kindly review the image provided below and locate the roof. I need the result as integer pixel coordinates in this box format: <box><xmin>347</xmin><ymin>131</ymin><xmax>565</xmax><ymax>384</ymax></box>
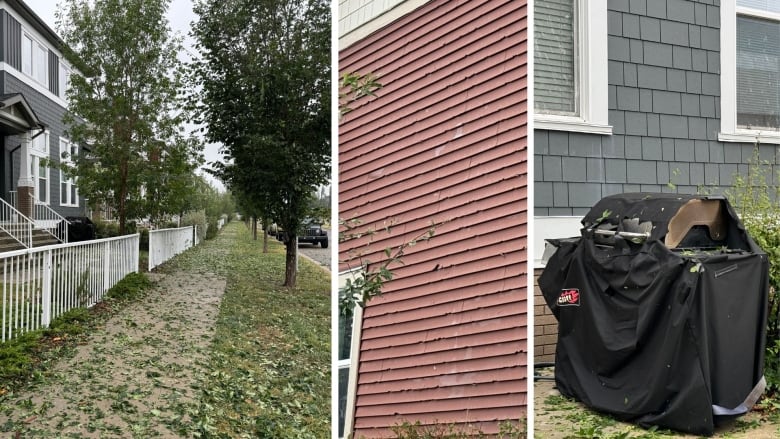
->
<box><xmin>0</xmin><ymin>93</ymin><xmax>43</xmax><ymax>133</ymax></box>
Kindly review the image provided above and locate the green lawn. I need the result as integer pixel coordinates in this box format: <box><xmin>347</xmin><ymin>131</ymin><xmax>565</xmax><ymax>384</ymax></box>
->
<box><xmin>167</xmin><ymin>221</ymin><xmax>331</xmax><ymax>438</ymax></box>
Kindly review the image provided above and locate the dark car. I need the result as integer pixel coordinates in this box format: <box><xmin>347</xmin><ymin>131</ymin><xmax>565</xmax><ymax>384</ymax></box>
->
<box><xmin>299</xmin><ymin>221</ymin><xmax>328</xmax><ymax>248</ymax></box>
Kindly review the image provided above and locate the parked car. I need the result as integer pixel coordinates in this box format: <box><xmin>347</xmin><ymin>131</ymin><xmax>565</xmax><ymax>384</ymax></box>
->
<box><xmin>299</xmin><ymin>220</ymin><xmax>328</xmax><ymax>248</ymax></box>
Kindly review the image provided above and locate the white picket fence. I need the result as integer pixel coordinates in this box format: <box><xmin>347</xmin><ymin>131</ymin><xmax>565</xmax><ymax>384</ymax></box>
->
<box><xmin>148</xmin><ymin>226</ymin><xmax>196</xmax><ymax>271</ymax></box>
<box><xmin>0</xmin><ymin>234</ymin><xmax>139</xmax><ymax>342</ymax></box>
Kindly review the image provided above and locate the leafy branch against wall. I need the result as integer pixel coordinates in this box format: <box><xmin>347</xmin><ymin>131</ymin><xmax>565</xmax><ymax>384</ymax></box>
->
<box><xmin>339</xmin><ymin>72</ymin><xmax>382</xmax><ymax>119</ymax></box>
<box><xmin>339</xmin><ymin>218</ymin><xmax>438</xmax><ymax>316</ymax></box>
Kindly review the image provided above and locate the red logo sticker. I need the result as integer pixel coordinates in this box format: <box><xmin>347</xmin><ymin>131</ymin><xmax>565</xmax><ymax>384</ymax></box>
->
<box><xmin>557</xmin><ymin>288</ymin><xmax>580</xmax><ymax>307</ymax></box>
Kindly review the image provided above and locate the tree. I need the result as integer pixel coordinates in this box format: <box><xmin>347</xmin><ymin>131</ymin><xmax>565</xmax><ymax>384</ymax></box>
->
<box><xmin>192</xmin><ymin>0</ymin><xmax>330</xmax><ymax>287</ymax></box>
<box><xmin>57</xmin><ymin>0</ymin><xmax>201</xmax><ymax>234</ymax></box>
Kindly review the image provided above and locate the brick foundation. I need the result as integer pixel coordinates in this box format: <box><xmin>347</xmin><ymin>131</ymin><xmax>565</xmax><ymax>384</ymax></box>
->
<box><xmin>17</xmin><ymin>186</ymin><xmax>33</xmax><ymax>219</ymax></box>
<box><xmin>534</xmin><ymin>267</ymin><xmax>558</xmax><ymax>364</ymax></box>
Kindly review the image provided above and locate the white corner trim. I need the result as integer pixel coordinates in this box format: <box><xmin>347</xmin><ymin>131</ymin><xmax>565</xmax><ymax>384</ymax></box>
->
<box><xmin>533</xmin><ymin>216</ymin><xmax>583</xmax><ymax>268</ymax></box>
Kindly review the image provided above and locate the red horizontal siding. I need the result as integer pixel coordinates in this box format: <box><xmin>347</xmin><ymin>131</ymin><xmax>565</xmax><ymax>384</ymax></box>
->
<box><xmin>339</xmin><ymin>0</ymin><xmax>528</xmax><ymax>437</ymax></box>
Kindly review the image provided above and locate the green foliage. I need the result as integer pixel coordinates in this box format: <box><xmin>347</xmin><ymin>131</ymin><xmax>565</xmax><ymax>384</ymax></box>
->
<box><xmin>181</xmin><ymin>210</ymin><xmax>207</xmax><ymax>242</ymax></box>
<box><xmin>339</xmin><ymin>217</ymin><xmax>438</xmax><ymax>315</ymax></box>
<box><xmin>187</xmin><ymin>223</ymin><xmax>330</xmax><ymax>438</ymax></box>
<box><xmin>104</xmin><ymin>272</ymin><xmax>152</xmax><ymax>301</ymax></box>
<box><xmin>339</xmin><ymin>72</ymin><xmax>383</xmax><ymax>119</ymax></box>
<box><xmin>47</xmin><ymin>308</ymin><xmax>91</xmax><ymax>336</ymax></box>
<box><xmin>0</xmin><ymin>332</ymin><xmax>39</xmax><ymax>383</ymax></box>
<box><xmin>94</xmin><ymin>220</ymin><xmax>120</xmax><ymax>238</ymax></box>
<box><xmin>57</xmin><ymin>0</ymin><xmax>202</xmax><ymax>234</ymax></box>
<box><xmin>724</xmin><ymin>147</ymin><xmax>780</xmax><ymax>394</ymax></box>
<box><xmin>192</xmin><ymin>0</ymin><xmax>330</xmax><ymax>287</ymax></box>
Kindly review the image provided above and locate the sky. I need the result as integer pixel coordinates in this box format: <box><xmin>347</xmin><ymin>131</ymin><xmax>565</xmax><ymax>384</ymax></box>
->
<box><xmin>24</xmin><ymin>0</ymin><xmax>226</xmax><ymax>191</ymax></box>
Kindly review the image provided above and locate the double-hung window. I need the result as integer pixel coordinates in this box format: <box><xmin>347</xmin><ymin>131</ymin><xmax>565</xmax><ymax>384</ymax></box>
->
<box><xmin>30</xmin><ymin>132</ymin><xmax>49</xmax><ymax>205</ymax></box>
<box><xmin>722</xmin><ymin>1</ymin><xmax>780</xmax><ymax>142</ymax></box>
<box><xmin>21</xmin><ymin>32</ymin><xmax>49</xmax><ymax>87</ymax></box>
<box><xmin>534</xmin><ymin>0</ymin><xmax>610</xmax><ymax>134</ymax></box>
<box><xmin>59</xmin><ymin>138</ymin><xmax>78</xmax><ymax>207</ymax></box>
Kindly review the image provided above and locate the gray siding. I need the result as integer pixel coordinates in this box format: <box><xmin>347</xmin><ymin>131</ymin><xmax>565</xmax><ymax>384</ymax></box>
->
<box><xmin>536</xmin><ymin>0</ymin><xmax>765</xmax><ymax>216</ymax></box>
<box><xmin>3</xmin><ymin>72</ymin><xmax>84</xmax><ymax>217</ymax></box>
<box><xmin>1</xmin><ymin>11</ymin><xmax>21</xmax><ymax>70</ymax></box>
<box><xmin>48</xmin><ymin>50</ymin><xmax>58</xmax><ymax>96</ymax></box>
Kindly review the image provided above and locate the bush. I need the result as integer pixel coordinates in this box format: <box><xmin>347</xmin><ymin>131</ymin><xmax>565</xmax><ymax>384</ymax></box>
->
<box><xmin>105</xmin><ymin>272</ymin><xmax>152</xmax><ymax>301</ymax></box>
<box><xmin>94</xmin><ymin>221</ymin><xmax>120</xmax><ymax>238</ymax></box>
<box><xmin>47</xmin><ymin>307</ymin><xmax>92</xmax><ymax>336</ymax></box>
<box><xmin>725</xmin><ymin>147</ymin><xmax>780</xmax><ymax>394</ymax></box>
<box><xmin>206</xmin><ymin>218</ymin><xmax>219</xmax><ymax>240</ymax></box>
<box><xmin>181</xmin><ymin>210</ymin><xmax>207</xmax><ymax>242</ymax></box>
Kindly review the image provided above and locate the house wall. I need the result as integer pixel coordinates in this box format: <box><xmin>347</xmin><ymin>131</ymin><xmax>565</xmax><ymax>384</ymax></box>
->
<box><xmin>534</xmin><ymin>0</ymin><xmax>780</xmax><ymax>363</ymax></box>
<box><xmin>339</xmin><ymin>0</ymin><xmax>528</xmax><ymax>437</ymax></box>
<box><xmin>4</xmin><ymin>71</ymin><xmax>83</xmax><ymax>217</ymax></box>
<box><xmin>536</xmin><ymin>0</ymin><xmax>766</xmax><ymax>219</ymax></box>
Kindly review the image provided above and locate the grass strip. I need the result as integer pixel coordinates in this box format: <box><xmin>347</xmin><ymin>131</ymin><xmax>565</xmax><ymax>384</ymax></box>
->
<box><xmin>185</xmin><ymin>222</ymin><xmax>331</xmax><ymax>438</ymax></box>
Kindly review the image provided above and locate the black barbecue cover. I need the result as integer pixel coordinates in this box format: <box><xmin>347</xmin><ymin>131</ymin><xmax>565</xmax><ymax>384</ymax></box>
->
<box><xmin>539</xmin><ymin>193</ymin><xmax>769</xmax><ymax>436</ymax></box>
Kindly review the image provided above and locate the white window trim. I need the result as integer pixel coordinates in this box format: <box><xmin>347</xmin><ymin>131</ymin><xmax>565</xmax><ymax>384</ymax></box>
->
<box><xmin>720</xmin><ymin>3</ymin><xmax>780</xmax><ymax>144</ymax></box>
<box><xmin>30</xmin><ymin>139</ymin><xmax>50</xmax><ymax>206</ymax></box>
<box><xmin>21</xmin><ymin>31</ymin><xmax>48</xmax><ymax>88</ymax></box>
<box><xmin>534</xmin><ymin>0</ymin><xmax>612</xmax><ymax>135</ymax></box>
<box><xmin>59</xmin><ymin>137</ymin><xmax>78</xmax><ymax>207</ymax></box>
<box><xmin>337</xmin><ymin>269</ymin><xmax>365</xmax><ymax>439</ymax></box>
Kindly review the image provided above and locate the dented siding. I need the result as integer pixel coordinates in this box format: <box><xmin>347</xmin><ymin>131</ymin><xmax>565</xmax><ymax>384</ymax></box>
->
<box><xmin>339</xmin><ymin>0</ymin><xmax>528</xmax><ymax>437</ymax></box>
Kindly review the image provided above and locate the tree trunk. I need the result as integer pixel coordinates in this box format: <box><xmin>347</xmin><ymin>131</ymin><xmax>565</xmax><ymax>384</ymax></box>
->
<box><xmin>284</xmin><ymin>234</ymin><xmax>297</xmax><ymax>287</ymax></box>
<box><xmin>262</xmin><ymin>217</ymin><xmax>269</xmax><ymax>253</ymax></box>
<box><xmin>252</xmin><ymin>217</ymin><xmax>258</xmax><ymax>240</ymax></box>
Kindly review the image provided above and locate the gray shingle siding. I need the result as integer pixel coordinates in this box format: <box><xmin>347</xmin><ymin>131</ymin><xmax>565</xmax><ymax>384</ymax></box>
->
<box><xmin>3</xmin><ymin>72</ymin><xmax>84</xmax><ymax>217</ymax></box>
<box><xmin>536</xmin><ymin>0</ymin><xmax>762</xmax><ymax>216</ymax></box>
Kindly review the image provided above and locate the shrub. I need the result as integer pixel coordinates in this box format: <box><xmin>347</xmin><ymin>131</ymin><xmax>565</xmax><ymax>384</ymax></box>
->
<box><xmin>47</xmin><ymin>308</ymin><xmax>92</xmax><ymax>336</ymax></box>
<box><xmin>105</xmin><ymin>272</ymin><xmax>152</xmax><ymax>301</ymax></box>
<box><xmin>205</xmin><ymin>217</ymin><xmax>219</xmax><ymax>240</ymax></box>
<box><xmin>181</xmin><ymin>210</ymin><xmax>207</xmax><ymax>242</ymax></box>
<box><xmin>725</xmin><ymin>147</ymin><xmax>780</xmax><ymax>394</ymax></box>
<box><xmin>94</xmin><ymin>221</ymin><xmax>120</xmax><ymax>238</ymax></box>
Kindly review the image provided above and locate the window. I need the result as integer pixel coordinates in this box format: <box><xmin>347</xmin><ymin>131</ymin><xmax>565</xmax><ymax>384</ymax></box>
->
<box><xmin>337</xmin><ymin>270</ymin><xmax>364</xmax><ymax>439</ymax></box>
<box><xmin>59</xmin><ymin>138</ymin><xmax>78</xmax><ymax>207</ymax></box>
<box><xmin>30</xmin><ymin>132</ymin><xmax>49</xmax><ymax>205</ymax></box>
<box><xmin>20</xmin><ymin>32</ymin><xmax>48</xmax><ymax>87</ymax></box>
<box><xmin>59</xmin><ymin>61</ymin><xmax>70</xmax><ymax>100</ymax></box>
<box><xmin>721</xmin><ymin>1</ymin><xmax>780</xmax><ymax>142</ymax></box>
<box><xmin>534</xmin><ymin>0</ymin><xmax>610</xmax><ymax>134</ymax></box>
<box><xmin>21</xmin><ymin>34</ymin><xmax>32</xmax><ymax>76</ymax></box>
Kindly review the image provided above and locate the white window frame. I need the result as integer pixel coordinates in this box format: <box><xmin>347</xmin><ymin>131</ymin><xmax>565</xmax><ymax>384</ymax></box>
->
<box><xmin>30</xmin><ymin>131</ymin><xmax>49</xmax><ymax>205</ymax></box>
<box><xmin>21</xmin><ymin>31</ymin><xmax>48</xmax><ymax>88</ymax></box>
<box><xmin>337</xmin><ymin>269</ymin><xmax>364</xmax><ymax>439</ymax></box>
<box><xmin>59</xmin><ymin>138</ymin><xmax>78</xmax><ymax>207</ymax></box>
<box><xmin>534</xmin><ymin>0</ymin><xmax>611</xmax><ymax>135</ymax></box>
<box><xmin>58</xmin><ymin>61</ymin><xmax>70</xmax><ymax>100</ymax></box>
<box><xmin>721</xmin><ymin>2</ymin><xmax>780</xmax><ymax>143</ymax></box>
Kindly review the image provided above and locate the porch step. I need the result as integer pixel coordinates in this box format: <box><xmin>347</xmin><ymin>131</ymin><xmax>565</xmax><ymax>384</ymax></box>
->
<box><xmin>0</xmin><ymin>229</ymin><xmax>60</xmax><ymax>253</ymax></box>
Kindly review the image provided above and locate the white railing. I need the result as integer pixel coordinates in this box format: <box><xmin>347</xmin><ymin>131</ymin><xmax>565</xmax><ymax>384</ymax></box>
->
<box><xmin>9</xmin><ymin>191</ymin><xmax>17</xmax><ymax>210</ymax></box>
<box><xmin>0</xmin><ymin>233</ymin><xmax>139</xmax><ymax>342</ymax></box>
<box><xmin>0</xmin><ymin>196</ymin><xmax>32</xmax><ymax>248</ymax></box>
<box><xmin>148</xmin><ymin>226</ymin><xmax>195</xmax><ymax>271</ymax></box>
<box><xmin>30</xmin><ymin>194</ymin><xmax>69</xmax><ymax>243</ymax></box>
